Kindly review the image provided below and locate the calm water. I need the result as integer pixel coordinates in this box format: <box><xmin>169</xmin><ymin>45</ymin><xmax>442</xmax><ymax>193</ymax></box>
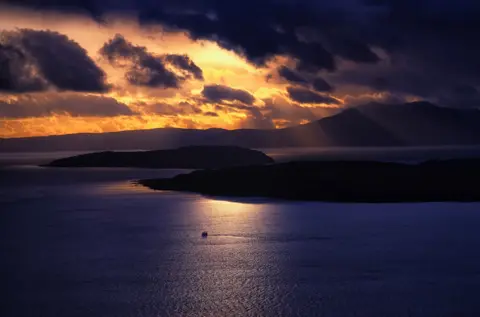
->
<box><xmin>4</xmin><ymin>145</ymin><xmax>480</xmax><ymax>166</ymax></box>
<box><xmin>2</xmin><ymin>151</ymin><xmax>480</xmax><ymax>316</ymax></box>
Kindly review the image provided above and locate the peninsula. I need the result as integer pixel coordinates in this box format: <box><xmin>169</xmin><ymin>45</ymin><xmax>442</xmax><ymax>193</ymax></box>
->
<box><xmin>139</xmin><ymin>159</ymin><xmax>480</xmax><ymax>202</ymax></box>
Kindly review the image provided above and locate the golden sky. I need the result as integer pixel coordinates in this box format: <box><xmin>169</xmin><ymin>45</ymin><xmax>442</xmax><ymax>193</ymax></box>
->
<box><xmin>0</xmin><ymin>6</ymin><xmax>347</xmax><ymax>138</ymax></box>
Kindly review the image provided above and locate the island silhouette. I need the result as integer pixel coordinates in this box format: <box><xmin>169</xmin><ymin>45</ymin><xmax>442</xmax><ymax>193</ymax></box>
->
<box><xmin>43</xmin><ymin>146</ymin><xmax>274</xmax><ymax>169</ymax></box>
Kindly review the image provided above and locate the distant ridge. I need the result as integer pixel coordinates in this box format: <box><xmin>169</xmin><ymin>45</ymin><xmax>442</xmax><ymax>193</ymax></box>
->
<box><xmin>3</xmin><ymin>102</ymin><xmax>480</xmax><ymax>152</ymax></box>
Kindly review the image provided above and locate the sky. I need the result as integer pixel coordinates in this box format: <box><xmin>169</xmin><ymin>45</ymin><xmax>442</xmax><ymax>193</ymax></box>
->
<box><xmin>1</xmin><ymin>0</ymin><xmax>479</xmax><ymax>138</ymax></box>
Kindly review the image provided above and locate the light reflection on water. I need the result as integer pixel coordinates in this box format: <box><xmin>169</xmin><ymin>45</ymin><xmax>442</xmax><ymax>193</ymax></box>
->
<box><xmin>90</xmin><ymin>180</ymin><xmax>160</xmax><ymax>196</ymax></box>
<box><xmin>92</xmin><ymin>178</ymin><xmax>288</xmax><ymax>316</ymax></box>
<box><xmin>167</xmin><ymin>199</ymin><xmax>283</xmax><ymax>316</ymax></box>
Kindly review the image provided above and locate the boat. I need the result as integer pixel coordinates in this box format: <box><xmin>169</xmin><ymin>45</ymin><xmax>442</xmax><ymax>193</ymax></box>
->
<box><xmin>201</xmin><ymin>231</ymin><xmax>208</xmax><ymax>238</ymax></box>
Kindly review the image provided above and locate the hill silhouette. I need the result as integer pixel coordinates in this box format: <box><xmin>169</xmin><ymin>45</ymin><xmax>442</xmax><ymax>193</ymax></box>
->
<box><xmin>3</xmin><ymin>101</ymin><xmax>480</xmax><ymax>152</ymax></box>
<box><xmin>139</xmin><ymin>159</ymin><xmax>480</xmax><ymax>202</ymax></box>
<box><xmin>44</xmin><ymin>146</ymin><xmax>274</xmax><ymax>169</ymax></box>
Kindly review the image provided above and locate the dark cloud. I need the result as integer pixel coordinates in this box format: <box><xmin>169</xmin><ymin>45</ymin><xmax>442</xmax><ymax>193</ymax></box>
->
<box><xmin>0</xmin><ymin>29</ymin><xmax>108</xmax><ymax>92</ymax></box>
<box><xmin>287</xmin><ymin>87</ymin><xmax>340</xmax><ymax>105</ymax></box>
<box><xmin>164</xmin><ymin>54</ymin><xmax>204</xmax><ymax>80</ymax></box>
<box><xmin>99</xmin><ymin>34</ymin><xmax>145</xmax><ymax>64</ymax></box>
<box><xmin>328</xmin><ymin>1</ymin><xmax>480</xmax><ymax>106</ymax></box>
<box><xmin>0</xmin><ymin>93</ymin><xmax>134</xmax><ymax>118</ymax></box>
<box><xmin>18</xmin><ymin>30</ymin><xmax>108</xmax><ymax>91</ymax></box>
<box><xmin>276</xmin><ymin>65</ymin><xmax>334</xmax><ymax>93</ymax></box>
<box><xmin>277</xmin><ymin>66</ymin><xmax>308</xmax><ymax>85</ymax></box>
<box><xmin>312</xmin><ymin>77</ymin><xmax>333</xmax><ymax>92</ymax></box>
<box><xmin>342</xmin><ymin>92</ymin><xmax>408</xmax><ymax>107</ymax></box>
<box><xmin>216</xmin><ymin>93</ymin><xmax>336</xmax><ymax>129</ymax></box>
<box><xmin>8</xmin><ymin>0</ymin><xmax>480</xmax><ymax>108</ymax></box>
<box><xmin>323</xmin><ymin>37</ymin><xmax>380</xmax><ymax>64</ymax></box>
<box><xmin>0</xmin><ymin>43</ymin><xmax>45</xmax><ymax>92</ymax></box>
<box><xmin>192</xmin><ymin>92</ymin><xmax>273</xmax><ymax>128</ymax></box>
<box><xmin>6</xmin><ymin>0</ymin><xmax>369</xmax><ymax>72</ymax></box>
<box><xmin>240</xmin><ymin>106</ymin><xmax>275</xmax><ymax>129</ymax></box>
<box><xmin>440</xmin><ymin>85</ymin><xmax>480</xmax><ymax>108</ymax></box>
<box><xmin>202</xmin><ymin>84</ymin><xmax>255</xmax><ymax>104</ymax></box>
<box><xmin>453</xmin><ymin>85</ymin><xmax>479</xmax><ymax>98</ymax></box>
<box><xmin>100</xmin><ymin>34</ymin><xmax>180</xmax><ymax>88</ymax></box>
<box><xmin>100</xmin><ymin>34</ymin><xmax>203</xmax><ymax>88</ymax></box>
<box><xmin>126</xmin><ymin>58</ymin><xmax>178</xmax><ymax>88</ymax></box>
<box><xmin>263</xmin><ymin>96</ymin><xmax>316</xmax><ymax>125</ymax></box>
<box><xmin>328</xmin><ymin>57</ymin><xmax>480</xmax><ymax>108</ymax></box>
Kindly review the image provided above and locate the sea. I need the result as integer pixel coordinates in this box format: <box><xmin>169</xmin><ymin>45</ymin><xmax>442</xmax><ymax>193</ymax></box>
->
<box><xmin>2</xmin><ymin>147</ymin><xmax>480</xmax><ymax>317</ymax></box>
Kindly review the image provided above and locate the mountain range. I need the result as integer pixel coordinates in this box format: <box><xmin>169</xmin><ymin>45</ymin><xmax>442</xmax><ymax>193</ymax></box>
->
<box><xmin>2</xmin><ymin>101</ymin><xmax>480</xmax><ymax>152</ymax></box>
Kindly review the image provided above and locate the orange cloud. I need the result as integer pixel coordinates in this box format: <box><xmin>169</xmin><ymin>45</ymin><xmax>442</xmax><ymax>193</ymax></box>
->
<box><xmin>0</xmin><ymin>6</ymin><xmax>344</xmax><ymax>138</ymax></box>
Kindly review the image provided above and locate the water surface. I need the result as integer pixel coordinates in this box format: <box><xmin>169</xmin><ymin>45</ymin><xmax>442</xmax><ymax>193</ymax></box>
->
<box><xmin>1</xmin><ymin>153</ymin><xmax>480</xmax><ymax>316</ymax></box>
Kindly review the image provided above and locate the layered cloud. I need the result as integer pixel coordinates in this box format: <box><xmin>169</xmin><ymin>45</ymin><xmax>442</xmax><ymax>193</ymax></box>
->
<box><xmin>0</xmin><ymin>93</ymin><xmax>134</xmax><ymax>118</ymax></box>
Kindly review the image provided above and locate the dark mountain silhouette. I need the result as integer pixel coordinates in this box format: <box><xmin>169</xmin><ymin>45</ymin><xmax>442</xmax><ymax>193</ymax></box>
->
<box><xmin>139</xmin><ymin>159</ymin><xmax>480</xmax><ymax>202</ymax></box>
<box><xmin>3</xmin><ymin>101</ymin><xmax>480</xmax><ymax>152</ymax></box>
<box><xmin>337</xmin><ymin>101</ymin><xmax>480</xmax><ymax>145</ymax></box>
<box><xmin>43</xmin><ymin>146</ymin><xmax>274</xmax><ymax>169</ymax></box>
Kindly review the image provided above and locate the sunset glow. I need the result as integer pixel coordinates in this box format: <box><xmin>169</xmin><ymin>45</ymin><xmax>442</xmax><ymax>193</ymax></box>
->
<box><xmin>0</xmin><ymin>6</ymin><xmax>343</xmax><ymax>138</ymax></box>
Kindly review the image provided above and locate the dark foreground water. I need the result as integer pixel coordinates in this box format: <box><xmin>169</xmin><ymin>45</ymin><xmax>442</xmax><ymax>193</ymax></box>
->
<box><xmin>2</xmin><ymin>152</ymin><xmax>480</xmax><ymax>316</ymax></box>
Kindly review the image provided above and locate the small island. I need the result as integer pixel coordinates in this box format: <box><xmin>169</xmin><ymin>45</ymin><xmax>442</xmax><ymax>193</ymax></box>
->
<box><xmin>139</xmin><ymin>159</ymin><xmax>480</xmax><ymax>202</ymax></box>
<box><xmin>43</xmin><ymin>146</ymin><xmax>274</xmax><ymax>169</ymax></box>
